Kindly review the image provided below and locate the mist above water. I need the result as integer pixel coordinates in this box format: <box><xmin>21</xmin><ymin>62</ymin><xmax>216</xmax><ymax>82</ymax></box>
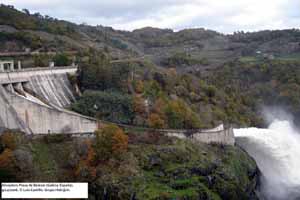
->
<box><xmin>234</xmin><ymin>120</ymin><xmax>300</xmax><ymax>200</ymax></box>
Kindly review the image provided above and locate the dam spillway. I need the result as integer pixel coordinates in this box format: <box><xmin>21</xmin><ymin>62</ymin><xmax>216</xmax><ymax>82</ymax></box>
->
<box><xmin>0</xmin><ymin>65</ymin><xmax>98</xmax><ymax>134</ymax></box>
<box><xmin>0</xmin><ymin>67</ymin><xmax>76</xmax><ymax>107</ymax></box>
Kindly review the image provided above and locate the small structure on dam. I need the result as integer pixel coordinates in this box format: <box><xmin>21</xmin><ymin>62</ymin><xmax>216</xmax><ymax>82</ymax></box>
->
<box><xmin>0</xmin><ymin>60</ymin><xmax>235</xmax><ymax>145</ymax></box>
<box><xmin>0</xmin><ymin>60</ymin><xmax>14</xmax><ymax>71</ymax></box>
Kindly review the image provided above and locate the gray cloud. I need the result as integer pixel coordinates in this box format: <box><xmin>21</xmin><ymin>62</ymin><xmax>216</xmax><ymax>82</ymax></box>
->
<box><xmin>2</xmin><ymin>0</ymin><xmax>300</xmax><ymax>33</ymax></box>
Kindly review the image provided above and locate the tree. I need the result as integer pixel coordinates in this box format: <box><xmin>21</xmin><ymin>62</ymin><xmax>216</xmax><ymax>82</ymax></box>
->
<box><xmin>78</xmin><ymin>54</ymin><xmax>130</xmax><ymax>91</ymax></box>
<box><xmin>148</xmin><ymin>113</ymin><xmax>165</xmax><ymax>129</ymax></box>
<box><xmin>22</xmin><ymin>9</ymin><xmax>30</xmax><ymax>15</ymax></box>
<box><xmin>133</xmin><ymin>96</ymin><xmax>146</xmax><ymax>114</ymax></box>
<box><xmin>144</xmin><ymin>81</ymin><xmax>162</xmax><ymax>100</ymax></box>
<box><xmin>71</xmin><ymin>91</ymin><xmax>134</xmax><ymax>124</ymax></box>
<box><xmin>0</xmin><ymin>132</ymin><xmax>16</xmax><ymax>150</ymax></box>
<box><xmin>94</xmin><ymin>125</ymin><xmax>128</xmax><ymax>162</ymax></box>
<box><xmin>0</xmin><ymin>149</ymin><xmax>16</xmax><ymax>182</ymax></box>
<box><xmin>165</xmin><ymin>100</ymin><xmax>202</xmax><ymax>129</ymax></box>
<box><xmin>53</xmin><ymin>53</ymin><xmax>71</xmax><ymax>66</ymax></box>
<box><xmin>0</xmin><ymin>149</ymin><xmax>14</xmax><ymax>169</ymax></box>
<box><xmin>152</xmin><ymin>98</ymin><xmax>166</xmax><ymax>115</ymax></box>
<box><xmin>111</xmin><ymin>128</ymin><xmax>128</xmax><ymax>155</ymax></box>
<box><xmin>74</xmin><ymin>140</ymin><xmax>96</xmax><ymax>179</ymax></box>
<box><xmin>133</xmin><ymin>80</ymin><xmax>144</xmax><ymax>94</ymax></box>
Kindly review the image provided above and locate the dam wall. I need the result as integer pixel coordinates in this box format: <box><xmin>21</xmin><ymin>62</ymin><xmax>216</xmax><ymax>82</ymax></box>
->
<box><xmin>191</xmin><ymin>128</ymin><xmax>235</xmax><ymax>145</ymax></box>
<box><xmin>0</xmin><ymin>85</ymin><xmax>30</xmax><ymax>133</ymax></box>
<box><xmin>116</xmin><ymin>124</ymin><xmax>235</xmax><ymax>146</ymax></box>
<box><xmin>0</xmin><ymin>66</ymin><xmax>77</xmax><ymax>107</ymax></box>
<box><xmin>166</xmin><ymin>124</ymin><xmax>235</xmax><ymax>146</ymax></box>
<box><xmin>0</xmin><ymin>65</ymin><xmax>98</xmax><ymax>134</ymax></box>
<box><xmin>9</xmin><ymin>91</ymin><xmax>98</xmax><ymax>134</ymax></box>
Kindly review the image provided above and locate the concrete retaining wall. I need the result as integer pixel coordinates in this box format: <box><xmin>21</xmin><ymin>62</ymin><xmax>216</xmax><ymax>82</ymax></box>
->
<box><xmin>191</xmin><ymin>128</ymin><xmax>235</xmax><ymax>146</ymax></box>
<box><xmin>8</xmin><ymin>91</ymin><xmax>98</xmax><ymax>134</ymax></box>
<box><xmin>167</xmin><ymin>125</ymin><xmax>235</xmax><ymax>146</ymax></box>
<box><xmin>116</xmin><ymin>123</ymin><xmax>235</xmax><ymax>146</ymax></box>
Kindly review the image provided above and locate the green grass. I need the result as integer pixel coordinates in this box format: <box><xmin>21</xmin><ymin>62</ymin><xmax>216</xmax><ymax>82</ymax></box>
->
<box><xmin>31</xmin><ymin>141</ymin><xmax>57</xmax><ymax>180</ymax></box>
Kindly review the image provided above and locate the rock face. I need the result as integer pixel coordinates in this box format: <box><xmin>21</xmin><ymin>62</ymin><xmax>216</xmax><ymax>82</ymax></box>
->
<box><xmin>87</xmin><ymin>140</ymin><xmax>260</xmax><ymax>200</ymax></box>
<box><xmin>125</xmin><ymin>140</ymin><xmax>260</xmax><ymax>200</ymax></box>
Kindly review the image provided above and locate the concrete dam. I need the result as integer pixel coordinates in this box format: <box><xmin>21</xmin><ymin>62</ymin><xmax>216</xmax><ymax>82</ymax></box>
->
<box><xmin>0</xmin><ymin>61</ymin><xmax>98</xmax><ymax>134</ymax></box>
<box><xmin>0</xmin><ymin>60</ymin><xmax>234</xmax><ymax>145</ymax></box>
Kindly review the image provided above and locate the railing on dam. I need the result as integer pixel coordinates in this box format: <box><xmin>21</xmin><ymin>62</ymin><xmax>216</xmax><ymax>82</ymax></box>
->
<box><xmin>41</xmin><ymin>119</ymin><xmax>235</xmax><ymax>146</ymax></box>
<box><xmin>102</xmin><ymin>121</ymin><xmax>225</xmax><ymax>135</ymax></box>
<box><xmin>29</xmin><ymin>123</ymin><xmax>235</xmax><ymax>146</ymax></box>
<box><xmin>0</xmin><ymin>66</ymin><xmax>78</xmax><ymax>74</ymax></box>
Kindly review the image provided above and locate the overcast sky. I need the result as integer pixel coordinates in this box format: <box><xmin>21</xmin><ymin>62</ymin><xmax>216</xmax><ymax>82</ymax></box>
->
<box><xmin>2</xmin><ymin>0</ymin><xmax>300</xmax><ymax>33</ymax></box>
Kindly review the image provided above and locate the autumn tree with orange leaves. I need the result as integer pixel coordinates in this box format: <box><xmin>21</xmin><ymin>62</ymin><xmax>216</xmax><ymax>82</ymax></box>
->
<box><xmin>0</xmin><ymin>149</ymin><xmax>14</xmax><ymax>169</ymax></box>
<box><xmin>0</xmin><ymin>131</ymin><xmax>16</xmax><ymax>150</ymax></box>
<box><xmin>0</xmin><ymin>132</ymin><xmax>18</xmax><ymax>182</ymax></box>
<box><xmin>133</xmin><ymin>95</ymin><xmax>146</xmax><ymax>114</ymax></box>
<box><xmin>148</xmin><ymin>113</ymin><xmax>165</xmax><ymax>129</ymax></box>
<box><xmin>94</xmin><ymin>125</ymin><xmax>128</xmax><ymax>162</ymax></box>
<box><xmin>74</xmin><ymin>140</ymin><xmax>97</xmax><ymax>179</ymax></box>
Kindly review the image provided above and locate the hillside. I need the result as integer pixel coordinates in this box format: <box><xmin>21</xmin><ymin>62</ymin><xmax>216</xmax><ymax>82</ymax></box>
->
<box><xmin>3</xmin><ymin>4</ymin><xmax>300</xmax><ymax>200</ymax></box>
<box><xmin>1</xmin><ymin>4</ymin><xmax>300</xmax><ymax>128</ymax></box>
<box><xmin>0</xmin><ymin>131</ymin><xmax>259</xmax><ymax>200</ymax></box>
<box><xmin>1</xmin><ymin>4</ymin><xmax>300</xmax><ymax>65</ymax></box>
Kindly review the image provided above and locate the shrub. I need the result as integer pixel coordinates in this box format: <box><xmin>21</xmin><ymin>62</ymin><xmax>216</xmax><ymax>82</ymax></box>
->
<box><xmin>43</xmin><ymin>134</ymin><xmax>71</xmax><ymax>144</ymax></box>
<box><xmin>204</xmin><ymin>85</ymin><xmax>217</xmax><ymax>98</ymax></box>
<box><xmin>33</xmin><ymin>54</ymin><xmax>52</xmax><ymax>67</ymax></box>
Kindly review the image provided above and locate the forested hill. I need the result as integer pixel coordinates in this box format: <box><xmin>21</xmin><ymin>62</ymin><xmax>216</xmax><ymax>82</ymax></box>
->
<box><xmin>1</xmin><ymin>4</ymin><xmax>300</xmax><ymax>64</ymax></box>
<box><xmin>1</xmin><ymin>4</ymin><xmax>300</xmax><ymax>128</ymax></box>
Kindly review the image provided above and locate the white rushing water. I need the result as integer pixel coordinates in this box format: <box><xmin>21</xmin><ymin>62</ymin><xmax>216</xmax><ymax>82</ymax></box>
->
<box><xmin>234</xmin><ymin>120</ymin><xmax>300</xmax><ymax>200</ymax></box>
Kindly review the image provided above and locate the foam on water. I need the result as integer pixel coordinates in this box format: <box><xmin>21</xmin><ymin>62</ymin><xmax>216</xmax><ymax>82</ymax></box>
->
<box><xmin>234</xmin><ymin>120</ymin><xmax>300</xmax><ymax>200</ymax></box>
